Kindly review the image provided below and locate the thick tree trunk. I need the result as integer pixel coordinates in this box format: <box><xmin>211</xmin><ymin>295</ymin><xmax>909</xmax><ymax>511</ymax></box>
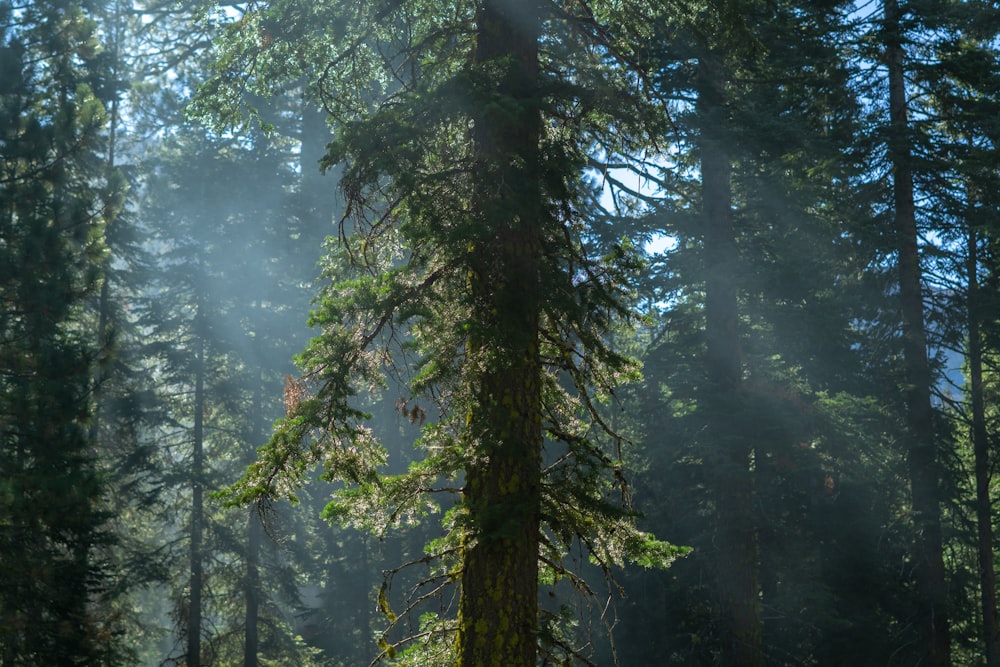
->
<box><xmin>457</xmin><ymin>1</ymin><xmax>542</xmax><ymax>665</ymax></box>
<box><xmin>968</xmin><ymin>228</ymin><xmax>1000</xmax><ymax>665</ymax></box>
<box><xmin>699</xmin><ymin>55</ymin><xmax>762</xmax><ymax>667</ymax></box>
<box><xmin>883</xmin><ymin>1</ymin><xmax>951</xmax><ymax>662</ymax></box>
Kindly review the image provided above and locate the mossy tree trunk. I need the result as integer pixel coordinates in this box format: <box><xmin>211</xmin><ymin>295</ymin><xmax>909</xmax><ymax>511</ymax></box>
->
<box><xmin>457</xmin><ymin>1</ymin><xmax>543</xmax><ymax>665</ymax></box>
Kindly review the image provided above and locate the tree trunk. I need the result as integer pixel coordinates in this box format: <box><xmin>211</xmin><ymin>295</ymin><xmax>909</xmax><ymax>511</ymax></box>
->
<box><xmin>699</xmin><ymin>54</ymin><xmax>762</xmax><ymax>667</ymax></box>
<box><xmin>883</xmin><ymin>1</ymin><xmax>951</xmax><ymax>662</ymax></box>
<box><xmin>244</xmin><ymin>508</ymin><xmax>261</xmax><ymax>667</ymax></box>
<box><xmin>244</xmin><ymin>366</ymin><xmax>264</xmax><ymax>667</ymax></box>
<box><xmin>457</xmin><ymin>1</ymin><xmax>543</xmax><ymax>665</ymax></box>
<box><xmin>90</xmin><ymin>0</ymin><xmax>120</xmax><ymax>444</ymax></box>
<box><xmin>188</xmin><ymin>316</ymin><xmax>205</xmax><ymax>667</ymax></box>
<box><xmin>968</xmin><ymin>227</ymin><xmax>999</xmax><ymax>664</ymax></box>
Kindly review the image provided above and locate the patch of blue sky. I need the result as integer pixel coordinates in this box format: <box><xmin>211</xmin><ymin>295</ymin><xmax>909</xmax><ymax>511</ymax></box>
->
<box><xmin>588</xmin><ymin>149</ymin><xmax>680</xmax><ymax>256</ymax></box>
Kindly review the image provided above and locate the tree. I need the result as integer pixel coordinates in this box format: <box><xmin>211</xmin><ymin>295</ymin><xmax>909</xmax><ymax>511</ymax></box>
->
<box><xmin>138</xmin><ymin>117</ymin><xmax>328</xmax><ymax>664</ymax></box>
<box><xmin>86</xmin><ymin>0</ymin><xmax>175</xmax><ymax>658</ymax></box>
<box><xmin>966</xmin><ymin>214</ymin><xmax>1000</xmax><ymax>666</ymax></box>
<box><xmin>615</xmin><ymin>0</ymin><xmax>880</xmax><ymax>662</ymax></box>
<box><xmin>882</xmin><ymin>1</ymin><xmax>951</xmax><ymax>660</ymax></box>
<box><xmin>0</xmin><ymin>0</ymin><xmax>126</xmax><ymax>661</ymax></box>
<box><xmin>696</xmin><ymin>49</ymin><xmax>762</xmax><ymax>666</ymax></box>
<box><xmin>914</xmin><ymin>10</ymin><xmax>1000</xmax><ymax>659</ymax></box>
<box><xmin>197</xmin><ymin>0</ymin><xmax>684</xmax><ymax>663</ymax></box>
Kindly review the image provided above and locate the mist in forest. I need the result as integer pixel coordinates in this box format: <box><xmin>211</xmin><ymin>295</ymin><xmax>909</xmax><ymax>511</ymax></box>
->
<box><xmin>2</xmin><ymin>0</ymin><xmax>1000</xmax><ymax>665</ymax></box>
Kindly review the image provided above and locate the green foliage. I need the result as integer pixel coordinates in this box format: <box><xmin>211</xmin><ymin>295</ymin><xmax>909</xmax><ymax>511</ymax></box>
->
<box><xmin>198</xmin><ymin>0</ymin><xmax>684</xmax><ymax>661</ymax></box>
<box><xmin>136</xmin><ymin>100</ymin><xmax>337</xmax><ymax>662</ymax></box>
<box><xmin>606</xmin><ymin>0</ymin><xmax>949</xmax><ymax>661</ymax></box>
<box><xmin>0</xmin><ymin>0</ymin><xmax>130</xmax><ymax>661</ymax></box>
<box><xmin>3</xmin><ymin>0</ymin><xmax>996</xmax><ymax>661</ymax></box>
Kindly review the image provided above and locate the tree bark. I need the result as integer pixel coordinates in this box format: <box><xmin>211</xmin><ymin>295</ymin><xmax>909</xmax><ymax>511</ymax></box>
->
<box><xmin>699</xmin><ymin>54</ymin><xmax>762</xmax><ymax>667</ymax></box>
<box><xmin>883</xmin><ymin>0</ymin><xmax>951</xmax><ymax>662</ymax></box>
<box><xmin>457</xmin><ymin>1</ymin><xmax>543</xmax><ymax>665</ymax></box>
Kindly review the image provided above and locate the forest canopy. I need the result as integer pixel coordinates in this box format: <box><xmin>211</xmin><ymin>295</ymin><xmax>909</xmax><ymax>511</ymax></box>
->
<box><xmin>1</xmin><ymin>0</ymin><xmax>999</xmax><ymax>665</ymax></box>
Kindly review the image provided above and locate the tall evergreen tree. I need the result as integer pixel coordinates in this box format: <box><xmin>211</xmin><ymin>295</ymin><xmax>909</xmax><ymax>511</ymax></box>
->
<box><xmin>915</xmin><ymin>7</ymin><xmax>1000</xmax><ymax>658</ymax></box>
<box><xmin>117</xmin><ymin>0</ymin><xmax>341</xmax><ymax>659</ymax></box>
<box><xmin>880</xmin><ymin>1</ymin><xmax>951</xmax><ymax>661</ymax></box>
<box><xmin>139</xmin><ymin>120</ymin><xmax>326</xmax><ymax>664</ymax></box>
<box><xmin>611</xmin><ymin>0</ymin><xmax>928</xmax><ymax>663</ymax></box>
<box><xmin>696</xmin><ymin>49</ymin><xmax>762</xmax><ymax>666</ymax></box>
<box><xmin>197</xmin><ymin>0</ymin><xmax>684</xmax><ymax>663</ymax></box>
<box><xmin>86</xmin><ymin>0</ymin><xmax>171</xmax><ymax>657</ymax></box>
<box><xmin>0</xmin><ymin>0</ymin><xmax>126</xmax><ymax>661</ymax></box>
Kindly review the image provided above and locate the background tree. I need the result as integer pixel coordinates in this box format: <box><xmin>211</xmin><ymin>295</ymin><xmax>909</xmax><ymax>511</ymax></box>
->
<box><xmin>611</xmin><ymin>0</ymin><xmax>941</xmax><ymax>663</ymax></box>
<box><xmin>86</xmin><ymin>0</ymin><xmax>174</xmax><ymax>658</ymax></box>
<box><xmin>914</xmin><ymin>5</ymin><xmax>1000</xmax><ymax>659</ymax></box>
<box><xmin>138</xmin><ymin>116</ymin><xmax>329</xmax><ymax>664</ymax></box>
<box><xmin>879</xmin><ymin>0</ymin><xmax>952</xmax><ymax>660</ymax></box>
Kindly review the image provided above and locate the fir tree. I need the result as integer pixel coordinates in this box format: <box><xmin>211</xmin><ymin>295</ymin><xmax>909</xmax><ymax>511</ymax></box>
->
<box><xmin>195</xmin><ymin>0</ymin><xmax>685</xmax><ymax>663</ymax></box>
<box><xmin>0</xmin><ymin>0</ymin><xmax>125</xmax><ymax>661</ymax></box>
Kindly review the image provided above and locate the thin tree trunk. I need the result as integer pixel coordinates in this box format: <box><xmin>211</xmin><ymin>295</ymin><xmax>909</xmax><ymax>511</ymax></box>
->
<box><xmin>188</xmin><ymin>317</ymin><xmax>205</xmax><ymax>667</ymax></box>
<box><xmin>90</xmin><ymin>173</ymin><xmax>114</xmax><ymax>441</ymax></box>
<box><xmin>457</xmin><ymin>1</ymin><xmax>542</xmax><ymax>664</ymax></box>
<box><xmin>360</xmin><ymin>535</ymin><xmax>371</xmax><ymax>650</ymax></box>
<box><xmin>90</xmin><ymin>0</ymin><xmax>120</xmax><ymax>443</ymax></box>
<box><xmin>883</xmin><ymin>1</ymin><xmax>951</xmax><ymax>662</ymax></box>
<box><xmin>968</xmin><ymin>227</ymin><xmax>999</xmax><ymax>664</ymax></box>
<box><xmin>244</xmin><ymin>366</ymin><xmax>264</xmax><ymax>667</ymax></box>
<box><xmin>244</xmin><ymin>508</ymin><xmax>261</xmax><ymax>667</ymax></box>
<box><xmin>699</xmin><ymin>54</ymin><xmax>762</xmax><ymax>667</ymax></box>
